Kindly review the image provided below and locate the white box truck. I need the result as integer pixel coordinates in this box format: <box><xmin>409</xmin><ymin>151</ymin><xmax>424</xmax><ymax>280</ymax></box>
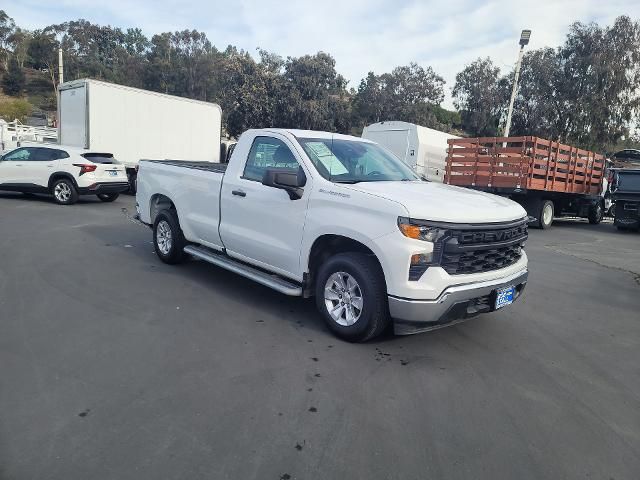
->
<box><xmin>362</xmin><ymin>121</ymin><xmax>461</xmax><ymax>182</ymax></box>
<box><xmin>58</xmin><ymin>79</ymin><xmax>222</xmax><ymax>192</ymax></box>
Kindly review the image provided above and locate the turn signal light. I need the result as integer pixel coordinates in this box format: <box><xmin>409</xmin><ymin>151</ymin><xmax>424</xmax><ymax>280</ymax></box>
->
<box><xmin>399</xmin><ymin>223</ymin><xmax>422</xmax><ymax>239</ymax></box>
<box><xmin>409</xmin><ymin>253</ymin><xmax>433</xmax><ymax>281</ymax></box>
<box><xmin>73</xmin><ymin>164</ymin><xmax>97</xmax><ymax>175</ymax></box>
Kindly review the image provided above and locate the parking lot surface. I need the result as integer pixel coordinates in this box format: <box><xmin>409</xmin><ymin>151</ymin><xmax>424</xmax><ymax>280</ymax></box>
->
<box><xmin>1</xmin><ymin>192</ymin><xmax>639</xmax><ymax>480</ymax></box>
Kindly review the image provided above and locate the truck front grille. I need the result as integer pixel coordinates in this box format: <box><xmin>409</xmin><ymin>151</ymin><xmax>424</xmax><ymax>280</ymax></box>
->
<box><xmin>441</xmin><ymin>243</ymin><xmax>523</xmax><ymax>275</ymax></box>
<box><xmin>435</xmin><ymin>218</ymin><xmax>527</xmax><ymax>276</ymax></box>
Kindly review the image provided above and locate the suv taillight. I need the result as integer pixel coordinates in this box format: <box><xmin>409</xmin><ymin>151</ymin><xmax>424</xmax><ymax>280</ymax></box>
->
<box><xmin>73</xmin><ymin>164</ymin><xmax>97</xmax><ymax>175</ymax></box>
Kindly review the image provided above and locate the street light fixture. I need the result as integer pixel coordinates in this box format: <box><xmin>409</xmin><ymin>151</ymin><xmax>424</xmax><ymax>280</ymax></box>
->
<box><xmin>503</xmin><ymin>29</ymin><xmax>532</xmax><ymax>138</ymax></box>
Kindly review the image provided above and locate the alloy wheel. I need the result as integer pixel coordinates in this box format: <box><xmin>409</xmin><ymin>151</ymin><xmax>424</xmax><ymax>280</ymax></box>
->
<box><xmin>324</xmin><ymin>271</ymin><xmax>363</xmax><ymax>326</ymax></box>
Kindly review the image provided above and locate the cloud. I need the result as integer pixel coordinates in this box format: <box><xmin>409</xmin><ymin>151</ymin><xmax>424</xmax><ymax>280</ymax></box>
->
<box><xmin>8</xmin><ymin>0</ymin><xmax>640</xmax><ymax>108</ymax></box>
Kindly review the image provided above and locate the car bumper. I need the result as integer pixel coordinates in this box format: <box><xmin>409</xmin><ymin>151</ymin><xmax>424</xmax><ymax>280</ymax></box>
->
<box><xmin>78</xmin><ymin>182</ymin><xmax>129</xmax><ymax>195</ymax></box>
<box><xmin>389</xmin><ymin>269</ymin><xmax>528</xmax><ymax>335</ymax></box>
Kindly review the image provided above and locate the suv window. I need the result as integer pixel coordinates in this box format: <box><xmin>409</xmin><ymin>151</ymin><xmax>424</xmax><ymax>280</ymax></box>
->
<box><xmin>243</xmin><ymin>137</ymin><xmax>300</xmax><ymax>182</ymax></box>
<box><xmin>43</xmin><ymin>148</ymin><xmax>70</xmax><ymax>160</ymax></box>
<box><xmin>81</xmin><ymin>153</ymin><xmax>114</xmax><ymax>164</ymax></box>
<box><xmin>3</xmin><ymin>147</ymin><xmax>32</xmax><ymax>161</ymax></box>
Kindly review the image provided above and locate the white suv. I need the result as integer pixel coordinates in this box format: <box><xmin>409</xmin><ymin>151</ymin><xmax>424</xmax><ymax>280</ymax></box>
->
<box><xmin>0</xmin><ymin>144</ymin><xmax>128</xmax><ymax>205</ymax></box>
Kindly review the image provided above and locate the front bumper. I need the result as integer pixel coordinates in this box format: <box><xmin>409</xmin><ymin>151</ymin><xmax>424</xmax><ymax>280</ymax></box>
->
<box><xmin>78</xmin><ymin>182</ymin><xmax>130</xmax><ymax>195</ymax></box>
<box><xmin>389</xmin><ymin>269</ymin><xmax>528</xmax><ymax>335</ymax></box>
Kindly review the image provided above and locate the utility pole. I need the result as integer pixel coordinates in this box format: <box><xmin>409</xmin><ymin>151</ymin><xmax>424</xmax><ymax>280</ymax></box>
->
<box><xmin>56</xmin><ymin>48</ymin><xmax>64</xmax><ymax>129</ymax></box>
<box><xmin>503</xmin><ymin>30</ymin><xmax>531</xmax><ymax>138</ymax></box>
<box><xmin>58</xmin><ymin>48</ymin><xmax>64</xmax><ymax>85</ymax></box>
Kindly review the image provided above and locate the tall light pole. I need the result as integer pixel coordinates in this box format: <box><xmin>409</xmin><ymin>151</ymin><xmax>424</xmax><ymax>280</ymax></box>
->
<box><xmin>503</xmin><ymin>29</ymin><xmax>531</xmax><ymax>138</ymax></box>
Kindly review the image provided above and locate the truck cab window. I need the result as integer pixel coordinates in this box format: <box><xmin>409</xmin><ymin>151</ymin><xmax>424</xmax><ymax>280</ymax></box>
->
<box><xmin>243</xmin><ymin>137</ymin><xmax>299</xmax><ymax>182</ymax></box>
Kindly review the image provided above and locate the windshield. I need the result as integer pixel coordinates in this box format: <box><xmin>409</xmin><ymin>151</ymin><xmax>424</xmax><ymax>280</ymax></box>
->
<box><xmin>297</xmin><ymin>137</ymin><xmax>419</xmax><ymax>183</ymax></box>
<box><xmin>616</xmin><ymin>172</ymin><xmax>640</xmax><ymax>192</ymax></box>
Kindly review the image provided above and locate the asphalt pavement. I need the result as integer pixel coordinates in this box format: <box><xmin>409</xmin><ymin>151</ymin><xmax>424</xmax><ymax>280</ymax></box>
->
<box><xmin>1</xmin><ymin>192</ymin><xmax>639</xmax><ymax>480</ymax></box>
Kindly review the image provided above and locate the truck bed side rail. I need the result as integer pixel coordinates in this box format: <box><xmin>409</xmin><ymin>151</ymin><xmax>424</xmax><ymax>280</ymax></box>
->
<box><xmin>444</xmin><ymin>136</ymin><xmax>605</xmax><ymax>194</ymax></box>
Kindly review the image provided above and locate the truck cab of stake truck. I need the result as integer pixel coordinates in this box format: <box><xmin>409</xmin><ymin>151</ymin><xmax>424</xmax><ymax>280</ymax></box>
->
<box><xmin>136</xmin><ymin>129</ymin><xmax>529</xmax><ymax>342</ymax></box>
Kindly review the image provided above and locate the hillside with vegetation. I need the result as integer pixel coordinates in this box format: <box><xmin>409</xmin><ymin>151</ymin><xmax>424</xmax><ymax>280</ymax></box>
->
<box><xmin>0</xmin><ymin>9</ymin><xmax>638</xmax><ymax>153</ymax></box>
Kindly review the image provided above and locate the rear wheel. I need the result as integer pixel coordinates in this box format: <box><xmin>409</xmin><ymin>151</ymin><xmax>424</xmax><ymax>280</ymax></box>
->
<box><xmin>315</xmin><ymin>252</ymin><xmax>389</xmax><ymax>342</ymax></box>
<box><xmin>588</xmin><ymin>202</ymin><xmax>603</xmax><ymax>224</ymax></box>
<box><xmin>537</xmin><ymin>200</ymin><xmax>554</xmax><ymax>229</ymax></box>
<box><xmin>97</xmin><ymin>193</ymin><xmax>119</xmax><ymax>202</ymax></box>
<box><xmin>52</xmin><ymin>178</ymin><xmax>78</xmax><ymax>205</ymax></box>
<box><xmin>153</xmin><ymin>209</ymin><xmax>186</xmax><ymax>264</ymax></box>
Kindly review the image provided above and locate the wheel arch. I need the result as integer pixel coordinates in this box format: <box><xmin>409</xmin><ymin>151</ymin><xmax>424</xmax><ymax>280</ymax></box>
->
<box><xmin>149</xmin><ymin>193</ymin><xmax>176</xmax><ymax>224</ymax></box>
<box><xmin>48</xmin><ymin>172</ymin><xmax>78</xmax><ymax>191</ymax></box>
<box><xmin>305</xmin><ymin>234</ymin><xmax>386</xmax><ymax>295</ymax></box>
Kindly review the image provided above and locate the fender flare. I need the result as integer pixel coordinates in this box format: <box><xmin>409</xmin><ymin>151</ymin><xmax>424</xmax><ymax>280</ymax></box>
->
<box><xmin>48</xmin><ymin>172</ymin><xmax>79</xmax><ymax>190</ymax></box>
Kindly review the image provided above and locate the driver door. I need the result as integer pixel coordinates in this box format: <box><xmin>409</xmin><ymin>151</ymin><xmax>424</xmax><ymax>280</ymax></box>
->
<box><xmin>219</xmin><ymin>134</ymin><xmax>311</xmax><ymax>280</ymax></box>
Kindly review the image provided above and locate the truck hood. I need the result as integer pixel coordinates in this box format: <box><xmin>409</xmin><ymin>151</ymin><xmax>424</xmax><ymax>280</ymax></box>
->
<box><xmin>346</xmin><ymin>181</ymin><xmax>527</xmax><ymax>223</ymax></box>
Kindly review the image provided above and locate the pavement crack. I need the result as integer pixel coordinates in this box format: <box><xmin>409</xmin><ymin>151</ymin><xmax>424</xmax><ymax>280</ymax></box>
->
<box><xmin>544</xmin><ymin>245</ymin><xmax>640</xmax><ymax>286</ymax></box>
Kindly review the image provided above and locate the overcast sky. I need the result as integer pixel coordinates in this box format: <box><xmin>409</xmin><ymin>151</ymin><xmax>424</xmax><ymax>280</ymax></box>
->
<box><xmin>7</xmin><ymin>0</ymin><xmax>640</xmax><ymax>108</ymax></box>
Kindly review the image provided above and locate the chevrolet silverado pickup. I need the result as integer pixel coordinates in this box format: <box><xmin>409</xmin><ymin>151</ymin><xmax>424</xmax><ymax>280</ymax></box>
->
<box><xmin>136</xmin><ymin>129</ymin><xmax>529</xmax><ymax>342</ymax></box>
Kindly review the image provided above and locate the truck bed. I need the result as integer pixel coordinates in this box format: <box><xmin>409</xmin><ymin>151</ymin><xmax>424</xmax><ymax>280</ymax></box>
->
<box><xmin>143</xmin><ymin>160</ymin><xmax>228</xmax><ymax>174</ymax></box>
<box><xmin>444</xmin><ymin>136</ymin><xmax>605</xmax><ymax>195</ymax></box>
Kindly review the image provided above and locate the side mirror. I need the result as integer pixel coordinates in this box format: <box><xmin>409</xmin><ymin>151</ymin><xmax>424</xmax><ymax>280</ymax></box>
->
<box><xmin>262</xmin><ymin>167</ymin><xmax>306</xmax><ymax>200</ymax></box>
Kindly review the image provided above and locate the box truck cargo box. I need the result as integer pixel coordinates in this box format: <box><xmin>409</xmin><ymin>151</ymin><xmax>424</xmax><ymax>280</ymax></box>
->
<box><xmin>362</xmin><ymin>121</ymin><xmax>461</xmax><ymax>182</ymax></box>
<box><xmin>58</xmin><ymin>79</ymin><xmax>222</xmax><ymax>191</ymax></box>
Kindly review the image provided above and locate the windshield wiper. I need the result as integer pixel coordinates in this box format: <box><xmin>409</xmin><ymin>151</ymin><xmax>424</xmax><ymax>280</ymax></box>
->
<box><xmin>333</xmin><ymin>180</ymin><xmax>361</xmax><ymax>184</ymax></box>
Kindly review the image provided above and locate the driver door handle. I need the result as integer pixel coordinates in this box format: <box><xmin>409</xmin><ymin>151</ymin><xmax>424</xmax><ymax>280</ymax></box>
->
<box><xmin>232</xmin><ymin>190</ymin><xmax>246</xmax><ymax>197</ymax></box>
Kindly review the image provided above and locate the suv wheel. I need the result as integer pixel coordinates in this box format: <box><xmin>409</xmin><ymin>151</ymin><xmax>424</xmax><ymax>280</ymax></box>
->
<box><xmin>153</xmin><ymin>209</ymin><xmax>186</xmax><ymax>264</ymax></box>
<box><xmin>52</xmin><ymin>178</ymin><xmax>78</xmax><ymax>205</ymax></box>
<box><xmin>315</xmin><ymin>252</ymin><xmax>389</xmax><ymax>342</ymax></box>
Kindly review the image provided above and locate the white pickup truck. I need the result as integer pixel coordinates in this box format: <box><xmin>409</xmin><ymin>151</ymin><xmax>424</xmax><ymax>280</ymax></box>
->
<box><xmin>136</xmin><ymin>129</ymin><xmax>529</xmax><ymax>341</ymax></box>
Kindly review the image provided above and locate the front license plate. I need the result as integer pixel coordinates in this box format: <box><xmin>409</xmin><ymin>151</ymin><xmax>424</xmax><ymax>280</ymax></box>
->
<box><xmin>495</xmin><ymin>286</ymin><xmax>515</xmax><ymax>309</ymax></box>
<box><xmin>108</xmin><ymin>171</ymin><xmax>118</xmax><ymax>177</ymax></box>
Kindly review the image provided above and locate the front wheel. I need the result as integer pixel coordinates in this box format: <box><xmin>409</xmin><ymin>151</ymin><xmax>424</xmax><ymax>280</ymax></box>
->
<box><xmin>97</xmin><ymin>193</ymin><xmax>119</xmax><ymax>202</ymax></box>
<box><xmin>315</xmin><ymin>252</ymin><xmax>389</xmax><ymax>342</ymax></box>
<box><xmin>52</xmin><ymin>178</ymin><xmax>78</xmax><ymax>205</ymax></box>
<box><xmin>153</xmin><ymin>209</ymin><xmax>186</xmax><ymax>264</ymax></box>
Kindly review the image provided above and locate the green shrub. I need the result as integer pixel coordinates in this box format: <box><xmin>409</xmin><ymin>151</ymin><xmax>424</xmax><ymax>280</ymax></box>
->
<box><xmin>0</xmin><ymin>97</ymin><xmax>33</xmax><ymax>123</ymax></box>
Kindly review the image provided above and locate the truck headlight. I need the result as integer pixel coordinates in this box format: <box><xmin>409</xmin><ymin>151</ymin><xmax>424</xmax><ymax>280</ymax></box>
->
<box><xmin>398</xmin><ymin>217</ymin><xmax>447</xmax><ymax>243</ymax></box>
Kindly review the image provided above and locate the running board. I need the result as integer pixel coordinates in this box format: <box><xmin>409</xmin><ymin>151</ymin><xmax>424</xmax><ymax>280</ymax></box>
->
<box><xmin>183</xmin><ymin>245</ymin><xmax>302</xmax><ymax>296</ymax></box>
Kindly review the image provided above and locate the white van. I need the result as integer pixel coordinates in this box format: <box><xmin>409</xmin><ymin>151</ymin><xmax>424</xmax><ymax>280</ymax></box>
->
<box><xmin>362</xmin><ymin>121</ymin><xmax>461</xmax><ymax>182</ymax></box>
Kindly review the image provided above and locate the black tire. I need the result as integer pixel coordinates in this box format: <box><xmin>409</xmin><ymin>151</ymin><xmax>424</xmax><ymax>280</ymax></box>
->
<box><xmin>97</xmin><ymin>193</ymin><xmax>119</xmax><ymax>202</ymax></box>
<box><xmin>127</xmin><ymin>171</ymin><xmax>137</xmax><ymax>195</ymax></box>
<box><xmin>537</xmin><ymin>200</ymin><xmax>554</xmax><ymax>229</ymax></box>
<box><xmin>314</xmin><ymin>252</ymin><xmax>389</xmax><ymax>342</ymax></box>
<box><xmin>153</xmin><ymin>209</ymin><xmax>186</xmax><ymax>264</ymax></box>
<box><xmin>51</xmin><ymin>178</ymin><xmax>78</xmax><ymax>205</ymax></box>
<box><xmin>588</xmin><ymin>202</ymin><xmax>603</xmax><ymax>224</ymax></box>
